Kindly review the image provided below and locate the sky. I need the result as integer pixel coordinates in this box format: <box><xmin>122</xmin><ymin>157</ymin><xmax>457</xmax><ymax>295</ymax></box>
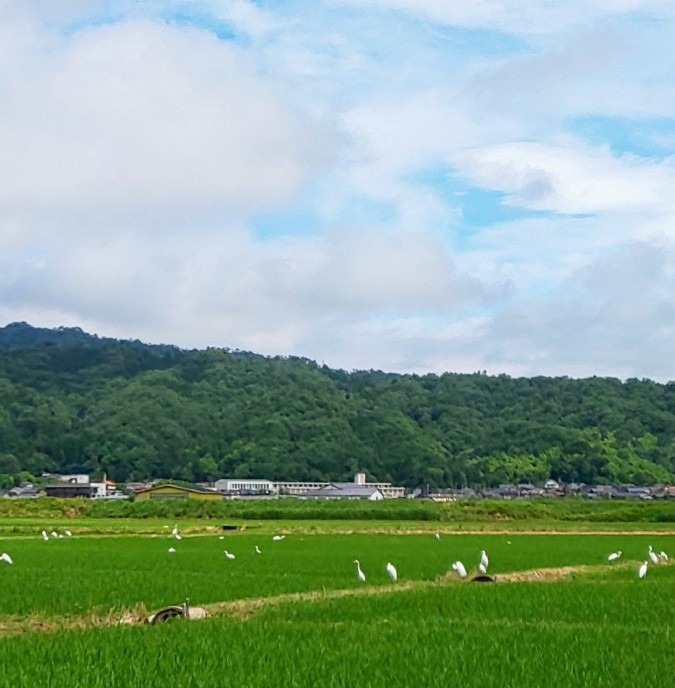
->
<box><xmin>1</xmin><ymin>0</ymin><xmax>674</xmax><ymax>381</ymax></box>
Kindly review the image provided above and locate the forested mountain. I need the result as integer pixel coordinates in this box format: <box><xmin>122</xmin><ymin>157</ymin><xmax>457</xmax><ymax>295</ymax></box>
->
<box><xmin>0</xmin><ymin>322</ymin><xmax>674</xmax><ymax>488</ymax></box>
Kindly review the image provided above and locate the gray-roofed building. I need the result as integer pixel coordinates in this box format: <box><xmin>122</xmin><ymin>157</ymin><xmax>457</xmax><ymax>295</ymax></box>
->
<box><xmin>302</xmin><ymin>483</ymin><xmax>385</xmax><ymax>500</ymax></box>
<box><xmin>44</xmin><ymin>484</ymin><xmax>97</xmax><ymax>498</ymax></box>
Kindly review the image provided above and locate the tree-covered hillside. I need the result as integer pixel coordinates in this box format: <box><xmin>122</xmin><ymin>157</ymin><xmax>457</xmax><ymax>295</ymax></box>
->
<box><xmin>0</xmin><ymin>323</ymin><xmax>674</xmax><ymax>488</ymax></box>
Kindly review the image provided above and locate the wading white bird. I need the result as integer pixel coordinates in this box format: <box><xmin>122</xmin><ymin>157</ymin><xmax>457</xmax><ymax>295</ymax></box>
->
<box><xmin>607</xmin><ymin>551</ymin><xmax>622</xmax><ymax>563</ymax></box>
<box><xmin>386</xmin><ymin>562</ymin><xmax>398</xmax><ymax>582</ymax></box>
<box><xmin>1</xmin><ymin>552</ymin><xmax>13</xmax><ymax>565</ymax></box>
<box><xmin>354</xmin><ymin>559</ymin><xmax>366</xmax><ymax>582</ymax></box>
<box><xmin>272</xmin><ymin>535</ymin><xmax>285</xmax><ymax>541</ymax></box>
<box><xmin>638</xmin><ymin>561</ymin><xmax>648</xmax><ymax>579</ymax></box>
<box><xmin>452</xmin><ymin>561</ymin><xmax>467</xmax><ymax>578</ymax></box>
<box><xmin>224</xmin><ymin>550</ymin><xmax>236</xmax><ymax>560</ymax></box>
<box><xmin>648</xmin><ymin>546</ymin><xmax>659</xmax><ymax>565</ymax></box>
<box><xmin>480</xmin><ymin>550</ymin><xmax>489</xmax><ymax>571</ymax></box>
<box><xmin>50</xmin><ymin>531</ymin><xmax>58</xmax><ymax>538</ymax></box>
<box><xmin>478</xmin><ymin>562</ymin><xmax>488</xmax><ymax>575</ymax></box>
<box><xmin>65</xmin><ymin>530</ymin><xmax>72</xmax><ymax>537</ymax></box>
<box><xmin>434</xmin><ymin>533</ymin><xmax>441</xmax><ymax>540</ymax></box>
<box><xmin>41</xmin><ymin>530</ymin><xmax>49</xmax><ymax>541</ymax></box>
<box><xmin>168</xmin><ymin>547</ymin><xmax>176</xmax><ymax>553</ymax></box>
<box><xmin>255</xmin><ymin>545</ymin><xmax>262</xmax><ymax>554</ymax></box>
<box><xmin>659</xmin><ymin>550</ymin><xmax>669</xmax><ymax>561</ymax></box>
<box><xmin>171</xmin><ymin>525</ymin><xmax>181</xmax><ymax>540</ymax></box>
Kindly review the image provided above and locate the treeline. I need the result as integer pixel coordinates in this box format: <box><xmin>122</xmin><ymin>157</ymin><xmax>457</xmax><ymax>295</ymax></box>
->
<box><xmin>0</xmin><ymin>322</ymin><xmax>674</xmax><ymax>488</ymax></box>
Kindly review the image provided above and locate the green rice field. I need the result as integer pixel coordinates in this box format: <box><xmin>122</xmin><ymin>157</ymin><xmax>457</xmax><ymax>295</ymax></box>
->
<box><xmin>1</xmin><ymin>524</ymin><xmax>674</xmax><ymax>686</ymax></box>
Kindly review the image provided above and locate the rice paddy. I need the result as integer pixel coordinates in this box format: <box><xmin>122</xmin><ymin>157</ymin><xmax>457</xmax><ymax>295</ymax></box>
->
<box><xmin>0</xmin><ymin>523</ymin><xmax>674</xmax><ymax>686</ymax></box>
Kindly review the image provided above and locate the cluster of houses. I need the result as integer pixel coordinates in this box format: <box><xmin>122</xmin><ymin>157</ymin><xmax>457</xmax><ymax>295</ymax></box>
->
<box><xmin>0</xmin><ymin>472</ymin><xmax>404</xmax><ymax>501</ymax></box>
<box><xmin>2</xmin><ymin>472</ymin><xmax>675</xmax><ymax>501</ymax></box>
<box><xmin>0</xmin><ymin>473</ymin><xmax>125</xmax><ymax>500</ymax></box>
<box><xmin>428</xmin><ymin>481</ymin><xmax>675</xmax><ymax>501</ymax></box>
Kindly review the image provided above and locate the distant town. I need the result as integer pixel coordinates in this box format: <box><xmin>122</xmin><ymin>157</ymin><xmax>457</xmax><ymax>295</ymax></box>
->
<box><xmin>2</xmin><ymin>472</ymin><xmax>674</xmax><ymax>502</ymax></box>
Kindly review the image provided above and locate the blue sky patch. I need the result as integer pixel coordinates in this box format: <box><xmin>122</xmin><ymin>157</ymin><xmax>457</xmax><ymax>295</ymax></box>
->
<box><xmin>252</xmin><ymin>195</ymin><xmax>396</xmax><ymax>240</ymax></box>
<box><xmin>569</xmin><ymin>115</ymin><xmax>675</xmax><ymax>159</ymax></box>
<box><xmin>408</xmin><ymin>166</ymin><xmax>557</xmax><ymax>232</ymax></box>
<box><xmin>166</xmin><ymin>9</ymin><xmax>236</xmax><ymax>41</ymax></box>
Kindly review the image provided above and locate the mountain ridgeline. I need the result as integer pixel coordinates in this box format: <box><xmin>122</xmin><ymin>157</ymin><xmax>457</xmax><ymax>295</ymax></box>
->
<box><xmin>0</xmin><ymin>322</ymin><xmax>674</xmax><ymax>488</ymax></box>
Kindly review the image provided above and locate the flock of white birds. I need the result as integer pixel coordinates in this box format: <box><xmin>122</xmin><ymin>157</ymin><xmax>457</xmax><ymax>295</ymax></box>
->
<box><xmin>41</xmin><ymin>529</ymin><xmax>72</xmax><ymax>540</ymax></box>
<box><xmin>166</xmin><ymin>524</ymin><xmax>402</xmax><ymax>582</ymax></box>
<box><xmin>0</xmin><ymin>528</ymin><xmax>73</xmax><ymax>566</ymax></box>
<box><xmin>351</xmin><ymin>559</ymin><xmax>398</xmax><ymax>582</ymax></box>
<box><xmin>449</xmin><ymin>550</ymin><xmax>488</xmax><ymax>580</ymax></box>
<box><xmin>0</xmin><ymin>527</ymin><xmax>669</xmax><ymax>584</ymax></box>
<box><xmin>166</xmin><ymin>524</ymin><xmax>283</xmax><ymax>560</ymax></box>
<box><xmin>606</xmin><ymin>545</ymin><xmax>669</xmax><ymax>579</ymax></box>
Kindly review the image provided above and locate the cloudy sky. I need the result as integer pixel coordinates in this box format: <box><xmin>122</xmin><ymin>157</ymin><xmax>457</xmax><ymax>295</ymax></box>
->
<box><xmin>1</xmin><ymin>0</ymin><xmax>674</xmax><ymax>381</ymax></box>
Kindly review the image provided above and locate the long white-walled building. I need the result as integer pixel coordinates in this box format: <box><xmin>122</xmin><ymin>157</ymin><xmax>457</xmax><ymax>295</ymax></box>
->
<box><xmin>214</xmin><ymin>473</ymin><xmax>405</xmax><ymax>499</ymax></box>
<box><xmin>214</xmin><ymin>479</ymin><xmax>275</xmax><ymax>493</ymax></box>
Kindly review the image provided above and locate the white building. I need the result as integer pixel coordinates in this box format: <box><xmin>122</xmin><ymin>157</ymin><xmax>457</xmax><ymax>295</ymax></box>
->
<box><xmin>215</xmin><ymin>478</ymin><xmax>275</xmax><ymax>493</ymax></box>
<box><xmin>302</xmin><ymin>484</ymin><xmax>385</xmax><ymax>500</ymax></box>
<box><xmin>214</xmin><ymin>473</ymin><xmax>405</xmax><ymax>498</ymax></box>
<box><xmin>47</xmin><ymin>473</ymin><xmax>123</xmax><ymax>498</ymax></box>
<box><xmin>274</xmin><ymin>481</ymin><xmax>330</xmax><ymax>495</ymax></box>
<box><xmin>56</xmin><ymin>473</ymin><xmax>90</xmax><ymax>485</ymax></box>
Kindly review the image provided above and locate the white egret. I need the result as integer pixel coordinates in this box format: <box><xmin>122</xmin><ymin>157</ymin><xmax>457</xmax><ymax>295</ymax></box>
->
<box><xmin>0</xmin><ymin>552</ymin><xmax>13</xmax><ymax>565</ymax></box>
<box><xmin>386</xmin><ymin>562</ymin><xmax>398</xmax><ymax>582</ymax></box>
<box><xmin>648</xmin><ymin>546</ymin><xmax>659</xmax><ymax>565</ymax></box>
<box><xmin>224</xmin><ymin>550</ymin><xmax>236</xmax><ymax>560</ymax></box>
<box><xmin>50</xmin><ymin>531</ymin><xmax>58</xmax><ymax>538</ymax></box>
<box><xmin>218</xmin><ymin>536</ymin><xmax>224</xmax><ymax>540</ymax></box>
<box><xmin>255</xmin><ymin>545</ymin><xmax>262</xmax><ymax>555</ymax></box>
<box><xmin>452</xmin><ymin>561</ymin><xmax>467</xmax><ymax>578</ymax></box>
<box><xmin>272</xmin><ymin>535</ymin><xmax>285</xmax><ymax>541</ymax></box>
<box><xmin>171</xmin><ymin>525</ymin><xmax>182</xmax><ymax>540</ymax></box>
<box><xmin>434</xmin><ymin>533</ymin><xmax>441</xmax><ymax>540</ymax></box>
<box><xmin>168</xmin><ymin>547</ymin><xmax>176</xmax><ymax>553</ymax></box>
<box><xmin>478</xmin><ymin>562</ymin><xmax>488</xmax><ymax>575</ymax></box>
<box><xmin>480</xmin><ymin>550</ymin><xmax>489</xmax><ymax>571</ymax></box>
<box><xmin>354</xmin><ymin>559</ymin><xmax>366</xmax><ymax>582</ymax></box>
<box><xmin>659</xmin><ymin>550</ymin><xmax>669</xmax><ymax>561</ymax></box>
<box><xmin>638</xmin><ymin>561</ymin><xmax>648</xmax><ymax>579</ymax></box>
<box><xmin>65</xmin><ymin>530</ymin><xmax>72</xmax><ymax>537</ymax></box>
<box><xmin>41</xmin><ymin>530</ymin><xmax>49</xmax><ymax>541</ymax></box>
<box><xmin>607</xmin><ymin>551</ymin><xmax>622</xmax><ymax>563</ymax></box>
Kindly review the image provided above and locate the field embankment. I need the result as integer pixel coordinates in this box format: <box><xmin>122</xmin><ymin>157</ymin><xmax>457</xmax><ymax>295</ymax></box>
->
<box><xmin>2</xmin><ymin>496</ymin><xmax>675</xmax><ymax>524</ymax></box>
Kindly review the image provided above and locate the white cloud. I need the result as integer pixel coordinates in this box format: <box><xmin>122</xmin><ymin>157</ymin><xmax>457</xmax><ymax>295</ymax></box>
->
<box><xmin>0</xmin><ymin>19</ymin><xmax>331</xmax><ymax>222</ymax></box>
<box><xmin>334</xmin><ymin>0</ymin><xmax>675</xmax><ymax>34</ymax></box>
<box><xmin>481</xmin><ymin>240</ymin><xmax>675</xmax><ymax>380</ymax></box>
<box><xmin>452</xmin><ymin>142</ymin><xmax>675</xmax><ymax>215</ymax></box>
<box><xmin>466</xmin><ymin>22</ymin><xmax>675</xmax><ymax>123</ymax></box>
<box><xmin>1</xmin><ymin>1</ymin><xmax>675</xmax><ymax>382</ymax></box>
<box><xmin>209</xmin><ymin>0</ymin><xmax>282</xmax><ymax>40</ymax></box>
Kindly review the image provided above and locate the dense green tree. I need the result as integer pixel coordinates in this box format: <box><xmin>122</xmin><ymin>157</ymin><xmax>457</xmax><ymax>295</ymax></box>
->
<box><xmin>0</xmin><ymin>322</ymin><xmax>674</xmax><ymax>487</ymax></box>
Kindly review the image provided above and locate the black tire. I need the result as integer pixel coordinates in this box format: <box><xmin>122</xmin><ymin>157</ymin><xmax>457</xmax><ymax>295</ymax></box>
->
<box><xmin>150</xmin><ymin>606</ymin><xmax>185</xmax><ymax>624</ymax></box>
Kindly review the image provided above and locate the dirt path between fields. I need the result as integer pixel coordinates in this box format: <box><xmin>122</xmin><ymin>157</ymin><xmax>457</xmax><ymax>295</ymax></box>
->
<box><xmin>1</xmin><ymin>558</ymin><xmax>660</xmax><ymax>638</ymax></box>
<box><xmin>274</xmin><ymin>528</ymin><xmax>675</xmax><ymax>536</ymax></box>
<box><xmin>2</xmin><ymin>527</ymin><xmax>674</xmax><ymax>542</ymax></box>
